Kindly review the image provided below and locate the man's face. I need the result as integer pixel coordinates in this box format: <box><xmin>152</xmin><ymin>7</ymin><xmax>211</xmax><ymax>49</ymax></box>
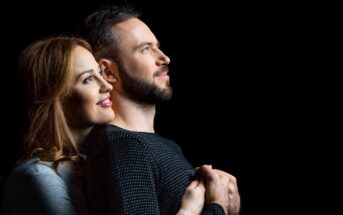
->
<box><xmin>114</xmin><ymin>18</ymin><xmax>172</xmax><ymax>105</ymax></box>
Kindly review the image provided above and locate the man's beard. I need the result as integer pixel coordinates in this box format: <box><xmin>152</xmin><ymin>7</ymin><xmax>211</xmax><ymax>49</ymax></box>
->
<box><xmin>119</xmin><ymin>64</ymin><xmax>173</xmax><ymax>105</ymax></box>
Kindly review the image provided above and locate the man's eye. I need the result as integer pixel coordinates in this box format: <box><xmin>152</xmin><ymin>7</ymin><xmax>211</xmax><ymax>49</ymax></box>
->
<box><xmin>142</xmin><ymin>46</ymin><xmax>150</xmax><ymax>53</ymax></box>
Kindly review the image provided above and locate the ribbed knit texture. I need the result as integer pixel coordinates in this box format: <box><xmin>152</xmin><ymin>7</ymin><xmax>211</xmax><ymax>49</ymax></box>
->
<box><xmin>202</xmin><ymin>203</ymin><xmax>226</xmax><ymax>215</ymax></box>
<box><xmin>85</xmin><ymin>124</ymin><xmax>224</xmax><ymax>215</ymax></box>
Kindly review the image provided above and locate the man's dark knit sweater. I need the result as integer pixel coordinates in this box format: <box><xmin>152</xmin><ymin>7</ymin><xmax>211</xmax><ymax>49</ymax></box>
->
<box><xmin>85</xmin><ymin>124</ymin><xmax>224</xmax><ymax>215</ymax></box>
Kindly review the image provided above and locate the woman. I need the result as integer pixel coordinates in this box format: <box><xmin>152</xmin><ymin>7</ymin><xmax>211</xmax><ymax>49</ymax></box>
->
<box><xmin>1</xmin><ymin>36</ymin><xmax>205</xmax><ymax>215</ymax></box>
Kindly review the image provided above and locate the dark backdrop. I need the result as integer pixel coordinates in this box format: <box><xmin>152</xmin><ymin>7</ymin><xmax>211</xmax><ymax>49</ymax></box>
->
<box><xmin>1</xmin><ymin>1</ymin><xmax>328</xmax><ymax>214</ymax></box>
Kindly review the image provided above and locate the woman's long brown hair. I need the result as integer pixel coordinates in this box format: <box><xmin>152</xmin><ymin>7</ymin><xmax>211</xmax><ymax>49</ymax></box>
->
<box><xmin>19</xmin><ymin>36</ymin><xmax>92</xmax><ymax>169</ymax></box>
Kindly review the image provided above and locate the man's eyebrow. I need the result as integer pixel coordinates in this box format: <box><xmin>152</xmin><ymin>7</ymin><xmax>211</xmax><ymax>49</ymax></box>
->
<box><xmin>136</xmin><ymin>41</ymin><xmax>160</xmax><ymax>49</ymax></box>
<box><xmin>136</xmin><ymin>42</ymin><xmax>151</xmax><ymax>49</ymax></box>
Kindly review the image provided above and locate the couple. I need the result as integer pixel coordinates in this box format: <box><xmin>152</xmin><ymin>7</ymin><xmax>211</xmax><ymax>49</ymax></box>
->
<box><xmin>2</xmin><ymin>5</ymin><xmax>240</xmax><ymax>215</ymax></box>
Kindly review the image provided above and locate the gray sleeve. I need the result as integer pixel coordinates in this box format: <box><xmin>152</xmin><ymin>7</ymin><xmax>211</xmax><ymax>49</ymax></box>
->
<box><xmin>1</xmin><ymin>160</ymin><xmax>78</xmax><ymax>215</ymax></box>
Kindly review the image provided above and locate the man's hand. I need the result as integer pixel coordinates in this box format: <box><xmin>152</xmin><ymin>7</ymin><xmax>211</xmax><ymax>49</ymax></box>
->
<box><xmin>196</xmin><ymin>165</ymin><xmax>240</xmax><ymax>215</ymax></box>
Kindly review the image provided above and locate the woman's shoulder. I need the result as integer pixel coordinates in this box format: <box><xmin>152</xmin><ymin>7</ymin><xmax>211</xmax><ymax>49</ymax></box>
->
<box><xmin>7</xmin><ymin>158</ymin><xmax>65</xmax><ymax>186</ymax></box>
<box><xmin>3</xmin><ymin>158</ymin><xmax>71</xmax><ymax>201</ymax></box>
<box><xmin>2</xmin><ymin>158</ymin><xmax>77</xmax><ymax>215</ymax></box>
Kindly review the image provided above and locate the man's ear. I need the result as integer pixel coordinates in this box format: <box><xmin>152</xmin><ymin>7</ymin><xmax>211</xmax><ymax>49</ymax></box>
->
<box><xmin>99</xmin><ymin>58</ymin><xmax>118</xmax><ymax>84</ymax></box>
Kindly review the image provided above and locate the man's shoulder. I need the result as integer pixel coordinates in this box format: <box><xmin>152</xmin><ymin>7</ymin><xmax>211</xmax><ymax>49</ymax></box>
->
<box><xmin>104</xmin><ymin>124</ymin><xmax>158</xmax><ymax>143</ymax></box>
<box><xmin>87</xmin><ymin>124</ymin><xmax>180</xmax><ymax>153</ymax></box>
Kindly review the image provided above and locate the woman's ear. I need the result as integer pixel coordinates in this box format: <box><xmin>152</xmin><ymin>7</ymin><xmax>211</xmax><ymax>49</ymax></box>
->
<box><xmin>99</xmin><ymin>58</ymin><xmax>118</xmax><ymax>84</ymax></box>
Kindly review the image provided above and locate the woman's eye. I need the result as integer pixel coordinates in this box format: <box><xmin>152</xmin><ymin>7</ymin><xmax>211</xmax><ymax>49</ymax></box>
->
<box><xmin>83</xmin><ymin>76</ymin><xmax>93</xmax><ymax>84</ymax></box>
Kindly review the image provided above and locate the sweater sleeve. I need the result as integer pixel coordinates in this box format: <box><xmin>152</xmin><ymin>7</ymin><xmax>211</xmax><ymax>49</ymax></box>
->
<box><xmin>1</xmin><ymin>161</ymin><xmax>77</xmax><ymax>215</ymax></box>
<box><xmin>87</xmin><ymin>136</ymin><xmax>160</xmax><ymax>215</ymax></box>
<box><xmin>202</xmin><ymin>203</ymin><xmax>225</xmax><ymax>215</ymax></box>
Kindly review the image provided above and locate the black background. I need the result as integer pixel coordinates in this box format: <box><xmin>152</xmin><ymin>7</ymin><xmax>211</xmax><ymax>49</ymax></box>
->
<box><xmin>0</xmin><ymin>1</ymin><xmax>334</xmax><ymax>214</ymax></box>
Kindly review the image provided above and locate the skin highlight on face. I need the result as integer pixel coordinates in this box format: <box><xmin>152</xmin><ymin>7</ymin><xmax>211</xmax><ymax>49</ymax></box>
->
<box><xmin>64</xmin><ymin>46</ymin><xmax>114</xmax><ymax>129</ymax></box>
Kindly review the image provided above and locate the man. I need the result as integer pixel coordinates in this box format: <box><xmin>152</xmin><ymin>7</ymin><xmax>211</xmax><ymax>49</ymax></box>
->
<box><xmin>80</xmin><ymin>5</ymin><xmax>240</xmax><ymax>215</ymax></box>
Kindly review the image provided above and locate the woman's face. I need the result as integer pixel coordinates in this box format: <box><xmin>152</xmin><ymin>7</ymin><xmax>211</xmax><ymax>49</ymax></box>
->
<box><xmin>64</xmin><ymin>45</ymin><xmax>114</xmax><ymax>128</ymax></box>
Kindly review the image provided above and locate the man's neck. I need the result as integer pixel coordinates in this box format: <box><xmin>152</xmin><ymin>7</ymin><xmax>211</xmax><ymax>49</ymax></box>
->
<box><xmin>110</xmin><ymin>95</ymin><xmax>156</xmax><ymax>133</ymax></box>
